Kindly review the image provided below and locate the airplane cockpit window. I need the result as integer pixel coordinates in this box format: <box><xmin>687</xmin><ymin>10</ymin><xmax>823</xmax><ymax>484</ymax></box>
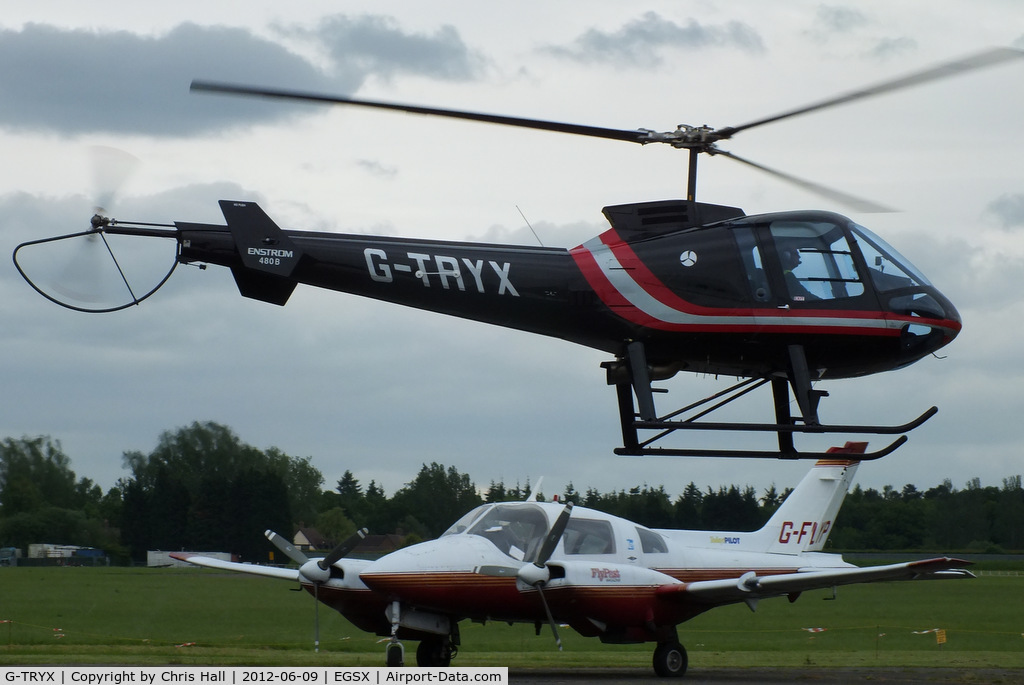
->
<box><xmin>563</xmin><ymin>518</ymin><xmax>615</xmax><ymax>555</ymax></box>
<box><xmin>461</xmin><ymin>503</ymin><xmax>550</xmax><ymax>562</ymax></box>
<box><xmin>636</xmin><ymin>526</ymin><xmax>669</xmax><ymax>553</ymax></box>
<box><xmin>441</xmin><ymin>504</ymin><xmax>490</xmax><ymax>537</ymax></box>
<box><xmin>770</xmin><ymin>220</ymin><xmax>864</xmax><ymax>302</ymax></box>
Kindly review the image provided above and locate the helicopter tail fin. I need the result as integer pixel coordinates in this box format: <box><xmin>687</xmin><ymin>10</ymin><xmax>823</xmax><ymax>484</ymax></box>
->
<box><xmin>218</xmin><ymin>200</ymin><xmax>302</xmax><ymax>305</ymax></box>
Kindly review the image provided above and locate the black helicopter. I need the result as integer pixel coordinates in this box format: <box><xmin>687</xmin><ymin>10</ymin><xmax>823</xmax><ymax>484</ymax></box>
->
<box><xmin>17</xmin><ymin>49</ymin><xmax>1018</xmax><ymax>459</ymax></box>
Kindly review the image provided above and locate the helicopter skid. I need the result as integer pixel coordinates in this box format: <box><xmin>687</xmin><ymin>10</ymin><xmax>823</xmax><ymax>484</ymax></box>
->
<box><xmin>615</xmin><ymin>435</ymin><xmax>909</xmax><ymax>461</ymax></box>
<box><xmin>612</xmin><ymin>343</ymin><xmax>937</xmax><ymax>459</ymax></box>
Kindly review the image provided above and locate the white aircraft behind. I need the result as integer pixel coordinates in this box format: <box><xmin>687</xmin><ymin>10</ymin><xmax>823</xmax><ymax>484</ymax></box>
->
<box><xmin>173</xmin><ymin>443</ymin><xmax>972</xmax><ymax>677</ymax></box>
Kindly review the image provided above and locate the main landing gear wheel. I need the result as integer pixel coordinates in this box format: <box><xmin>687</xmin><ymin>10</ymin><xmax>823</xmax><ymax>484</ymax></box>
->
<box><xmin>653</xmin><ymin>641</ymin><xmax>687</xmax><ymax>677</ymax></box>
<box><xmin>416</xmin><ymin>636</ymin><xmax>453</xmax><ymax>667</ymax></box>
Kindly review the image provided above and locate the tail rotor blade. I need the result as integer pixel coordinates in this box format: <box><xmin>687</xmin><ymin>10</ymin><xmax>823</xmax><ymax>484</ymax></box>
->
<box><xmin>90</xmin><ymin>145</ymin><xmax>139</xmax><ymax>216</ymax></box>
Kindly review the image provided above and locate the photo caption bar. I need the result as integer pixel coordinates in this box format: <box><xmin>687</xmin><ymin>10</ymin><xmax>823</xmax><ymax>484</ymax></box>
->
<box><xmin>0</xmin><ymin>667</ymin><xmax>508</xmax><ymax>685</ymax></box>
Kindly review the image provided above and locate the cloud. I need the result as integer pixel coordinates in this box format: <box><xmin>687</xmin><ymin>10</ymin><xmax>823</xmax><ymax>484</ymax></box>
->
<box><xmin>543</xmin><ymin>12</ymin><xmax>765</xmax><ymax>67</ymax></box>
<box><xmin>355</xmin><ymin>159</ymin><xmax>398</xmax><ymax>179</ymax></box>
<box><xmin>0</xmin><ymin>18</ymin><xmax>484</xmax><ymax>136</ymax></box>
<box><xmin>813</xmin><ymin>6</ymin><xmax>870</xmax><ymax>34</ymax></box>
<box><xmin>290</xmin><ymin>15</ymin><xmax>487</xmax><ymax>82</ymax></box>
<box><xmin>865</xmin><ymin>36</ymin><xmax>918</xmax><ymax>61</ymax></box>
<box><xmin>986</xmin><ymin>193</ymin><xmax>1024</xmax><ymax>229</ymax></box>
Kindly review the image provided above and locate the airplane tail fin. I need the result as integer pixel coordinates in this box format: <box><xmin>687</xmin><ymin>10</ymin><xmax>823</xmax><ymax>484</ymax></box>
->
<box><xmin>218</xmin><ymin>200</ymin><xmax>302</xmax><ymax>305</ymax></box>
<box><xmin>751</xmin><ymin>441</ymin><xmax>865</xmax><ymax>555</ymax></box>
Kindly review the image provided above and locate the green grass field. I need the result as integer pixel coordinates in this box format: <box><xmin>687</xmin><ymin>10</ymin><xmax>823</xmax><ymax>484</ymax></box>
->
<box><xmin>0</xmin><ymin>566</ymin><xmax>1021</xmax><ymax>671</ymax></box>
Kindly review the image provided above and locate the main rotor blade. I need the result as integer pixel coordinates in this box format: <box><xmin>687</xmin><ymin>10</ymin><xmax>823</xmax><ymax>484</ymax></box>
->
<box><xmin>191</xmin><ymin>81</ymin><xmax>650</xmax><ymax>145</ymax></box>
<box><xmin>715</xmin><ymin>149</ymin><xmax>896</xmax><ymax>213</ymax></box>
<box><xmin>317</xmin><ymin>527</ymin><xmax>368</xmax><ymax>571</ymax></box>
<box><xmin>718</xmin><ymin>47</ymin><xmax>1024</xmax><ymax>138</ymax></box>
<box><xmin>265</xmin><ymin>529</ymin><xmax>310</xmax><ymax>565</ymax></box>
<box><xmin>534</xmin><ymin>503</ymin><xmax>573</xmax><ymax>567</ymax></box>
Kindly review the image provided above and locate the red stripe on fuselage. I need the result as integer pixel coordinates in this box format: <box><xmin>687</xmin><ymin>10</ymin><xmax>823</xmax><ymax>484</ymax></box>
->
<box><xmin>570</xmin><ymin>230</ymin><xmax>905</xmax><ymax>336</ymax></box>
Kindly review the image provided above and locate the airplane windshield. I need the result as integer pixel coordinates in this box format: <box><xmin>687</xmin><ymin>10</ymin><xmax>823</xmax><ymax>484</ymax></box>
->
<box><xmin>454</xmin><ymin>503</ymin><xmax>550</xmax><ymax>562</ymax></box>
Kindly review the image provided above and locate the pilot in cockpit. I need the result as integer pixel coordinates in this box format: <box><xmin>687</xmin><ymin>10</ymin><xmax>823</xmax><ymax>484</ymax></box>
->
<box><xmin>780</xmin><ymin>247</ymin><xmax>818</xmax><ymax>302</ymax></box>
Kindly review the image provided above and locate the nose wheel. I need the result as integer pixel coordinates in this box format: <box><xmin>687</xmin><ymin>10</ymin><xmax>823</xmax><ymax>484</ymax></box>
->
<box><xmin>385</xmin><ymin>640</ymin><xmax>404</xmax><ymax>667</ymax></box>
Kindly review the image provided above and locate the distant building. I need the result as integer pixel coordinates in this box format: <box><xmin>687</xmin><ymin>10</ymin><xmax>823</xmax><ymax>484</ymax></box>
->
<box><xmin>0</xmin><ymin>547</ymin><xmax>20</xmax><ymax>567</ymax></box>
<box><xmin>294</xmin><ymin>527</ymin><xmax>330</xmax><ymax>552</ymax></box>
<box><xmin>24</xmin><ymin>544</ymin><xmax>107</xmax><ymax>566</ymax></box>
<box><xmin>354</xmin><ymin>534</ymin><xmax>406</xmax><ymax>558</ymax></box>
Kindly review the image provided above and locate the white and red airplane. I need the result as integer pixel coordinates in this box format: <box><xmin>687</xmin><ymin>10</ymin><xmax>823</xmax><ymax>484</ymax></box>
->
<box><xmin>172</xmin><ymin>443</ymin><xmax>972</xmax><ymax>677</ymax></box>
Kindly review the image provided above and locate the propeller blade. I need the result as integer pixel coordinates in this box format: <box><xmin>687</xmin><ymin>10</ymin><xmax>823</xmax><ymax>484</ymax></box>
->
<box><xmin>313</xmin><ymin>580</ymin><xmax>321</xmax><ymax>653</ymax></box>
<box><xmin>191</xmin><ymin>80</ymin><xmax>650</xmax><ymax>145</ymax></box>
<box><xmin>534</xmin><ymin>503</ymin><xmax>573</xmax><ymax>568</ymax></box>
<box><xmin>317</xmin><ymin>527</ymin><xmax>368</xmax><ymax>571</ymax></box>
<box><xmin>474</xmin><ymin>564</ymin><xmax>520</xmax><ymax>577</ymax></box>
<box><xmin>718</xmin><ymin>47</ymin><xmax>1024</xmax><ymax>138</ymax></box>
<box><xmin>714</xmin><ymin>149</ymin><xmax>896</xmax><ymax>213</ymax></box>
<box><xmin>265</xmin><ymin>529</ymin><xmax>310</xmax><ymax>565</ymax></box>
<box><xmin>535</xmin><ymin>585</ymin><xmax>562</xmax><ymax>651</ymax></box>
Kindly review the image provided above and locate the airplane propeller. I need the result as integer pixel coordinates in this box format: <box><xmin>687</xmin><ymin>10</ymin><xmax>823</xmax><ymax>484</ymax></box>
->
<box><xmin>477</xmin><ymin>502</ymin><xmax>573</xmax><ymax>650</ymax></box>
<box><xmin>265</xmin><ymin>527</ymin><xmax>368</xmax><ymax>652</ymax></box>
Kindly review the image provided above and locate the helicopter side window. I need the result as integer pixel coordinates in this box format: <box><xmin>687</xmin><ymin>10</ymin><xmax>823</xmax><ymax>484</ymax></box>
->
<box><xmin>563</xmin><ymin>519</ymin><xmax>615</xmax><ymax>555</ymax></box>
<box><xmin>733</xmin><ymin>228</ymin><xmax>772</xmax><ymax>303</ymax></box>
<box><xmin>769</xmin><ymin>221</ymin><xmax>864</xmax><ymax>302</ymax></box>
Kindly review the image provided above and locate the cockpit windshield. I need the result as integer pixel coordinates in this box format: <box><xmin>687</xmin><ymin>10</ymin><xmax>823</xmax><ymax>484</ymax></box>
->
<box><xmin>442</xmin><ymin>503</ymin><xmax>549</xmax><ymax>562</ymax></box>
<box><xmin>848</xmin><ymin>223</ymin><xmax>932</xmax><ymax>291</ymax></box>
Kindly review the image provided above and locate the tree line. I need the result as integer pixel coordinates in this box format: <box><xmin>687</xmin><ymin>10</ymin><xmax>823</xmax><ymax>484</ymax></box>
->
<box><xmin>0</xmin><ymin>421</ymin><xmax>1021</xmax><ymax>564</ymax></box>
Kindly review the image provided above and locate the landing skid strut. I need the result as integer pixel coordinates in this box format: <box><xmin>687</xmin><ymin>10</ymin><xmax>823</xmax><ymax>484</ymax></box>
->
<box><xmin>607</xmin><ymin>343</ymin><xmax>937</xmax><ymax>460</ymax></box>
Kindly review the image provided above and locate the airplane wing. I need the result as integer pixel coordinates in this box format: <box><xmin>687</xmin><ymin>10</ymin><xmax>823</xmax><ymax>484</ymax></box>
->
<box><xmin>664</xmin><ymin>557</ymin><xmax>973</xmax><ymax>606</ymax></box>
<box><xmin>170</xmin><ymin>552</ymin><xmax>301</xmax><ymax>582</ymax></box>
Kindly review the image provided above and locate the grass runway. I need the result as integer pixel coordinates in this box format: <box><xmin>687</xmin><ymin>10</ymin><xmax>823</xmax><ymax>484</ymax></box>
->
<box><xmin>0</xmin><ymin>565</ymin><xmax>1021</xmax><ymax>671</ymax></box>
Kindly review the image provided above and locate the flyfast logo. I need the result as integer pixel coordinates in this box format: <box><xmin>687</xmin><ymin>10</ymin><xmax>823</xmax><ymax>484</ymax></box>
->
<box><xmin>364</xmin><ymin>248</ymin><xmax>519</xmax><ymax>296</ymax></box>
<box><xmin>591</xmin><ymin>567</ymin><xmax>621</xmax><ymax>582</ymax></box>
<box><xmin>778</xmin><ymin>520</ymin><xmax>831</xmax><ymax>546</ymax></box>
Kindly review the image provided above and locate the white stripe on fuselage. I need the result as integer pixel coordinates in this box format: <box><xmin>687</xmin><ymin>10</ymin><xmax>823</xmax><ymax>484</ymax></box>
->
<box><xmin>582</xmin><ymin>236</ymin><xmax>896</xmax><ymax>331</ymax></box>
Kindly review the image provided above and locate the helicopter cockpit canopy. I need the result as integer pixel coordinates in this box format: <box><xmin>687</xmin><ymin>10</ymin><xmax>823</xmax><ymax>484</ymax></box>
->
<box><xmin>712</xmin><ymin>210</ymin><xmax>959</xmax><ymax>326</ymax></box>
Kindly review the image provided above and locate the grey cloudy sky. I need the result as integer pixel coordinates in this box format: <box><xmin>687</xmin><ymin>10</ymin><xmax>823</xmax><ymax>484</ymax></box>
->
<box><xmin>1</xmin><ymin>1</ymin><xmax>1023</xmax><ymax>506</ymax></box>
